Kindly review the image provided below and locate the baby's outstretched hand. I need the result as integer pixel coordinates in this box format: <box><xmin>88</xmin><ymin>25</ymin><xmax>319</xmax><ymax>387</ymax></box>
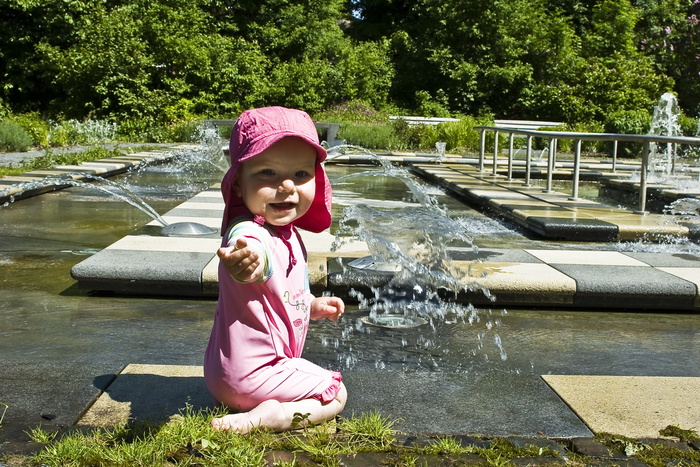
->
<box><xmin>218</xmin><ymin>237</ymin><xmax>263</xmax><ymax>283</ymax></box>
<box><xmin>311</xmin><ymin>296</ymin><xmax>345</xmax><ymax>322</ymax></box>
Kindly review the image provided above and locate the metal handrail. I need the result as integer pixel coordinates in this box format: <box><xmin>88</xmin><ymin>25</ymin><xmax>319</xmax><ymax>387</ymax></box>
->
<box><xmin>475</xmin><ymin>126</ymin><xmax>700</xmax><ymax>213</ymax></box>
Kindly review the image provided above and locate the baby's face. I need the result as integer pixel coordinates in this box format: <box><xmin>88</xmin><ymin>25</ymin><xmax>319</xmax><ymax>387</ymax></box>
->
<box><xmin>235</xmin><ymin>137</ymin><xmax>317</xmax><ymax>227</ymax></box>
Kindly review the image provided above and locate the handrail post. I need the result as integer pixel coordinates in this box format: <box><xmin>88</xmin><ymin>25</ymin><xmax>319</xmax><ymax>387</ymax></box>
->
<box><xmin>507</xmin><ymin>132</ymin><xmax>514</xmax><ymax>180</ymax></box>
<box><xmin>569</xmin><ymin>139</ymin><xmax>582</xmax><ymax>200</ymax></box>
<box><xmin>635</xmin><ymin>140</ymin><xmax>650</xmax><ymax>214</ymax></box>
<box><xmin>612</xmin><ymin>140</ymin><xmax>618</xmax><ymax>173</ymax></box>
<box><xmin>478</xmin><ymin>128</ymin><xmax>486</xmax><ymax>172</ymax></box>
<box><xmin>492</xmin><ymin>130</ymin><xmax>499</xmax><ymax>176</ymax></box>
<box><xmin>544</xmin><ymin>138</ymin><xmax>556</xmax><ymax>192</ymax></box>
<box><xmin>525</xmin><ymin>135</ymin><xmax>533</xmax><ymax>186</ymax></box>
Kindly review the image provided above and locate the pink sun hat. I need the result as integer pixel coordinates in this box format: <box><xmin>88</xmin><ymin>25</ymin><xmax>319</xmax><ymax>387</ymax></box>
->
<box><xmin>220</xmin><ymin>106</ymin><xmax>332</xmax><ymax>234</ymax></box>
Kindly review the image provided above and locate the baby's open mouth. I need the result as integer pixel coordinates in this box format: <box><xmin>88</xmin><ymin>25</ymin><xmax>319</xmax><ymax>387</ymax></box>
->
<box><xmin>271</xmin><ymin>202</ymin><xmax>296</xmax><ymax>210</ymax></box>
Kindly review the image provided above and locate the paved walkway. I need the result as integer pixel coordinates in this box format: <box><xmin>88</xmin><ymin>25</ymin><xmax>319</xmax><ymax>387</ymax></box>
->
<box><xmin>411</xmin><ymin>162</ymin><xmax>700</xmax><ymax>242</ymax></box>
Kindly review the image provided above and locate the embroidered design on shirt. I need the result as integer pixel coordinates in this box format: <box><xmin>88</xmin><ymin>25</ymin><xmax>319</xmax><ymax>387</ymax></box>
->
<box><xmin>283</xmin><ymin>291</ymin><xmax>308</xmax><ymax>312</ymax></box>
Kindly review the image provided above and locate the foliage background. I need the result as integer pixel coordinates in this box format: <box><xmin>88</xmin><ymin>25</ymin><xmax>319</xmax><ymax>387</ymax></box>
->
<box><xmin>0</xmin><ymin>0</ymin><xmax>699</xmax><ymax>144</ymax></box>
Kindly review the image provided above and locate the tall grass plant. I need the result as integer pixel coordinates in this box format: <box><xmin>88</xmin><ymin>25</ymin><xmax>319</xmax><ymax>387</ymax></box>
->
<box><xmin>0</xmin><ymin>121</ymin><xmax>33</xmax><ymax>152</ymax></box>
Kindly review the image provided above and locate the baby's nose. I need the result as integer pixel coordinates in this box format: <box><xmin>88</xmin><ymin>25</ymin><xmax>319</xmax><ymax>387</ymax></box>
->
<box><xmin>278</xmin><ymin>179</ymin><xmax>295</xmax><ymax>192</ymax></box>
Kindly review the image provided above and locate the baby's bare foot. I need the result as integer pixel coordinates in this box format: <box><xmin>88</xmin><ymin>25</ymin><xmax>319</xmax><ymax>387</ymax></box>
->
<box><xmin>211</xmin><ymin>413</ymin><xmax>256</xmax><ymax>433</ymax></box>
<box><xmin>211</xmin><ymin>400</ymin><xmax>287</xmax><ymax>433</ymax></box>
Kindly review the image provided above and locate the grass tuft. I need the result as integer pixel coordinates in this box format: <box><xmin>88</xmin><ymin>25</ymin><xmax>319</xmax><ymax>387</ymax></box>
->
<box><xmin>2</xmin><ymin>409</ymin><xmax>697</xmax><ymax>466</ymax></box>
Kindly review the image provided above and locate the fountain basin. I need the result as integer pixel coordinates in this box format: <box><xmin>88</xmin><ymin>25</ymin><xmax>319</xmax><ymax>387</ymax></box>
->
<box><xmin>360</xmin><ymin>314</ymin><xmax>428</xmax><ymax>328</ymax></box>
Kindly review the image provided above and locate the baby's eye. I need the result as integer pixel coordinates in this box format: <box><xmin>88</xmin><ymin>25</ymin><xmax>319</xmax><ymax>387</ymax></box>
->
<box><xmin>295</xmin><ymin>170</ymin><xmax>310</xmax><ymax>178</ymax></box>
<box><xmin>260</xmin><ymin>168</ymin><xmax>275</xmax><ymax>176</ymax></box>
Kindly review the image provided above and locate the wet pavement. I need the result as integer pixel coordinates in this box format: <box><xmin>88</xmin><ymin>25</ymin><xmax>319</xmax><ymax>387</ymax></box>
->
<box><xmin>1</xmin><ymin>147</ymin><xmax>699</xmax><ymax>463</ymax></box>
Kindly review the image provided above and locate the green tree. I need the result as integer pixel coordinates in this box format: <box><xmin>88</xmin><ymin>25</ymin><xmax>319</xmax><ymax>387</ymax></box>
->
<box><xmin>636</xmin><ymin>0</ymin><xmax>700</xmax><ymax>115</ymax></box>
<box><xmin>347</xmin><ymin>0</ymin><xmax>582</xmax><ymax>117</ymax></box>
<box><xmin>2</xmin><ymin>0</ymin><xmax>393</xmax><ymax>122</ymax></box>
<box><xmin>583</xmin><ymin>0</ymin><xmax>640</xmax><ymax>56</ymax></box>
<box><xmin>0</xmin><ymin>0</ymin><xmax>104</xmax><ymax>113</ymax></box>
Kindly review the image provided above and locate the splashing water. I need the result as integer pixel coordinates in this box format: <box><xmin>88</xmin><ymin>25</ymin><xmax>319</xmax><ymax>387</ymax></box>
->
<box><xmin>324</xmin><ymin>146</ymin><xmax>506</xmax><ymax>370</ymax></box>
<box><xmin>664</xmin><ymin>197</ymin><xmax>700</xmax><ymax>216</ymax></box>
<box><xmin>3</xmin><ymin>174</ymin><xmax>170</xmax><ymax>226</ymax></box>
<box><xmin>1</xmin><ymin>125</ymin><xmax>225</xmax><ymax>236</ymax></box>
<box><xmin>649</xmin><ymin>92</ymin><xmax>681</xmax><ymax>176</ymax></box>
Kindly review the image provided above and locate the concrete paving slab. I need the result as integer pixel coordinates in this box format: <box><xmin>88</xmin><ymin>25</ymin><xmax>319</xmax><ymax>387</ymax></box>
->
<box><xmin>410</xmin><ymin>163</ymin><xmax>697</xmax><ymax>242</ymax></box>
<box><xmin>202</xmin><ymin>255</ymin><xmax>220</xmax><ymax>295</ymax></box>
<box><xmin>80</xmin><ymin>161</ymin><xmax>131</xmax><ymax>169</ymax></box>
<box><xmin>446</xmin><ymin>248</ymin><xmax>542</xmax><ymax>263</ymax></box>
<box><xmin>79</xmin><ymin>364</ymin><xmax>593</xmax><ymax>437</ymax></box>
<box><xmin>104</xmin><ymin>235</ymin><xmax>221</xmax><ymax>252</ymax></box>
<box><xmin>615</xmin><ymin>221</ymin><xmax>689</xmax><ymax>242</ymax></box>
<box><xmin>160</xmin><ymin>208</ymin><xmax>226</xmax><ymax>219</ymax></box>
<box><xmin>299</xmin><ymin>229</ymin><xmax>369</xmax><ymax>258</ymax></box>
<box><xmin>71</xmin><ymin>249</ymin><xmax>217</xmax><ymax>296</ymax></box>
<box><xmin>78</xmin><ymin>364</ymin><xmax>213</xmax><ymax>428</ymax></box>
<box><xmin>541</xmin><ymin>375</ymin><xmax>700</xmax><ymax>438</ymax></box>
<box><xmin>0</xmin><ymin>175</ymin><xmax>50</xmax><ymax>183</ymax></box>
<box><xmin>526</xmin><ymin>250</ymin><xmax>649</xmax><ymax>266</ymax></box>
<box><xmin>657</xmin><ymin>267</ymin><xmax>700</xmax><ymax>307</ymax></box>
<box><xmin>625</xmin><ymin>252</ymin><xmax>700</xmax><ymax>267</ymax></box>
<box><xmin>452</xmin><ymin>261</ymin><xmax>577</xmax><ymax>305</ymax></box>
<box><xmin>551</xmin><ymin>264</ymin><xmax>697</xmax><ymax>309</ymax></box>
<box><xmin>469</xmin><ymin>190</ymin><xmax>530</xmax><ymax>200</ymax></box>
<box><xmin>525</xmin><ymin>217</ymin><xmax>619</xmax><ymax>241</ymax></box>
<box><xmin>344</xmin><ymin>369</ymin><xmax>592</xmax><ymax>437</ymax></box>
<box><xmin>167</xmin><ymin>202</ymin><xmax>225</xmax><ymax>211</ymax></box>
<box><xmin>53</xmin><ymin>165</ymin><xmax>105</xmax><ymax>174</ymax></box>
<box><xmin>505</xmin><ymin>205</ymin><xmax>577</xmax><ymax>217</ymax></box>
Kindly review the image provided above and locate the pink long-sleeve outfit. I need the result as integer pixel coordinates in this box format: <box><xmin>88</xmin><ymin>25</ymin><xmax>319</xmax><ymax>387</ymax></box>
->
<box><xmin>204</xmin><ymin>219</ymin><xmax>341</xmax><ymax>411</ymax></box>
<box><xmin>203</xmin><ymin>106</ymin><xmax>341</xmax><ymax>412</ymax></box>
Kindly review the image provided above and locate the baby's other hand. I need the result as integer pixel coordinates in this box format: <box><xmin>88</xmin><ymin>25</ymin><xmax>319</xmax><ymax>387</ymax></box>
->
<box><xmin>311</xmin><ymin>296</ymin><xmax>345</xmax><ymax>321</ymax></box>
<box><xmin>218</xmin><ymin>237</ymin><xmax>263</xmax><ymax>283</ymax></box>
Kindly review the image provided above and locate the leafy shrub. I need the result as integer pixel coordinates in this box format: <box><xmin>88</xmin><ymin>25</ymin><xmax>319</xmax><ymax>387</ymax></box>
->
<box><xmin>435</xmin><ymin>116</ymin><xmax>486</xmax><ymax>151</ymax></box>
<box><xmin>0</xmin><ymin>99</ymin><xmax>9</xmax><ymax>120</ymax></box>
<box><xmin>678</xmin><ymin>114</ymin><xmax>699</xmax><ymax>137</ymax></box>
<box><xmin>414</xmin><ymin>90</ymin><xmax>451</xmax><ymax>118</ymax></box>
<box><xmin>165</xmin><ymin>121</ymin><xmax>204</xmax><ymax>142</ymax></box>
<box><xmin>604</xmin><ymin>109</ymin><xmax>652</xmax><ymax>157</ymax></box>
<box><xmin>390</xmin><ymin>118</ymin><xmax>424</xmax><ymax>149</ymax></box>
<box><xmin>10</xmin><ymin>112</ymin><xmax>49</xmax><ymax>147</ymax></box>
<box><xmin>555</xmin><ymin>121</ymin><xmax>606</xmax><ymax>153</ymax></box>
<box><xmin>394</xmin><ymin>115</ymin><xmax>488</xmax><ymax>152</ymax></box>
<box><xmin>49</xmin><ymin>119</ymin><xmax>118</xmax><ymax>146</ymax></box>
<box><xmin>0</xmin><ymin>121</ymin><xmax>34</xmax><ymax>152</ymax></box>
<box><xmin>116</xmin><ymin>117</ymin><xmax>201</xmax><ymax>143</ymax></box>
<box><xmin>605</xmin><ymin>109</ymin><xmax>652</xmax><ymax>134</ymax></box>
<box><xmin>116</xmin><ymin>119</ymin><xmax>151</xmax><ymax>142</ymax></box>
<box><xmin>337</xmin><ymin>123</ymin><xmax>398</xmax><ymax>149</ymax></box>
<box><xmin>314</xmin><ymin>100</ymin><xmax>393</xmax><ymax>125</ymax></box>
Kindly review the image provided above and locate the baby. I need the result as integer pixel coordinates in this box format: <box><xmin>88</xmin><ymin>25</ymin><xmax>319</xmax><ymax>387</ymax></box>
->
<box><xmin>203</xmin><ymin>106</ymin><xmax>347</xmax><ymax>433</ymax></box>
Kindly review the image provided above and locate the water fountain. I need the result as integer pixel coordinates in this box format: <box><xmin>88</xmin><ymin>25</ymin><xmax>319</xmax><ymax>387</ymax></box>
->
<box><xmin>0</xmin><ymin>128</ymin><xmax>225</xmax><ymax>236</ymax></box>
<box><xmin>324</xmin><ymin>147</ymin><xmax>506</xmax><ymax>372</ymax></box>
<box><xmin>2</xmin><ymin>135</ymin><xmax>700</xmax><ymax>438</ymax></box>
<box><xmin>649</xmin><ymin>92</ymin><xmax>682</xmax><ymax>176</ymax></box>
<box><xmin>435</xmin><ymin>141</ymin><xmax>447</xmax><ymax>160</ymax></box>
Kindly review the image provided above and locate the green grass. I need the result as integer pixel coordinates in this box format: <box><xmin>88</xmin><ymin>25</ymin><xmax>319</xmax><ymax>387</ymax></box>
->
<box><xmin>595</xmin><ymin>430</ymin><xmax>700</xmax><ymax>466</ymax></box>
<box><xmin>2</xmin><ymin>405</ymin><xmax>696</xmax><ymax>466</ymax></box>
